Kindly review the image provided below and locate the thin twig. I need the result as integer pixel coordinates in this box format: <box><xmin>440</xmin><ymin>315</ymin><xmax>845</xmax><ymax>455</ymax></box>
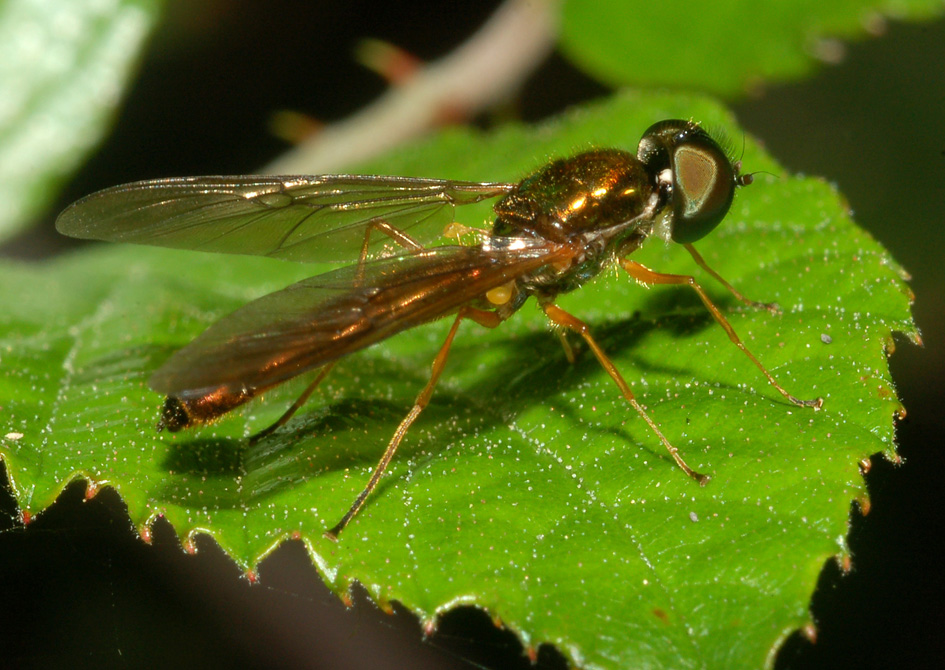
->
<box><xmin>263</xmin><ymin>0</ymin><xmax>559</xmax><ymax>175</ymax></box>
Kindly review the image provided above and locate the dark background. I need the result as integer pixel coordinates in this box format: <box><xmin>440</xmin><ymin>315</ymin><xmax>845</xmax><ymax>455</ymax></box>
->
<box><xmin>1</xmin><ymin>1</ymin><xmax>943</xmax><ymax>668</ymax></box>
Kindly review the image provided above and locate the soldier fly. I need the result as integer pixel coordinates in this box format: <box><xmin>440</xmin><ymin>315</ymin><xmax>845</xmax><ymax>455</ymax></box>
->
<box><xmin>56</xmin><ymin>120</ymin><xmax>822</xmax><ymax>539</ymax></box>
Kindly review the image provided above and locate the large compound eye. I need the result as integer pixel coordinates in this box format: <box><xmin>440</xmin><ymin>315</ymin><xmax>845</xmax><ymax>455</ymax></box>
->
<box><xmin>670</xmin><ymin>133</ymin><xmax>736</xmax><ymax>243</ymax></box>
<box><xmin>638</xmin><ymin>120</ymin><xmax>741</xmax><ymax>244</ymax></box>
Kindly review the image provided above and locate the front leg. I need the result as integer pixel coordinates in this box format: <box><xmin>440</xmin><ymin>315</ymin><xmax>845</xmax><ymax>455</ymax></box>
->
<box><xmin>621</xmin><ymin>258</ymin><xmax>822</xmax><ymax>409</ymax></box>
<box><xmin>683</xmin><ymin>243</ymin><xmax>780</xmax><ymax>314</ymax></box>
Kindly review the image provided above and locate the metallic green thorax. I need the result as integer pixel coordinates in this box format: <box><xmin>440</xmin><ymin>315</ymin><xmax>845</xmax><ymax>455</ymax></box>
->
<box><xmin>492</xmin><ymin>149</ymin><xmax>654</xmax><ymax>243</ymax></box>
<box><xmin>491</xmin><ymin>149</ymin><xmax>659</xmax><ymax>301</ymax></box>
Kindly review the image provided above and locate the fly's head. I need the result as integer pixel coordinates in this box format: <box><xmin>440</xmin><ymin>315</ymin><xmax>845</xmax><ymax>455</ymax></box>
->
<box><xmin>637</xmin><ymin>119</ymin><xmax>751</xmax><ymax>245</ymax></box>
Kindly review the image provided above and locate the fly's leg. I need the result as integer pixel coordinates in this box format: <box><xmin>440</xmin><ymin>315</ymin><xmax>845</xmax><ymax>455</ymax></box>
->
<box><xmin>248</xmin><ymin>362</ymin><xmax>337</xmax><ymax>444</ymax></box>
<box><xmin>542</xmin><ymin>302</ymin><xmax>708</xmax><ymax>484</ymax></box>
<box><xmin>357</xmin><ymin>220</ymin><xmax>423</xmax><ymax>281</ymax></box>
<box><xmin>684</xmin><ymin>243</ymin><xmax>779</xmax><ymax>314</ymax></box>
<box><xmin>325</xmin><ymin>306</ymin><xmax>502</xmax><ymax>540</ymax></box>
<box><xmin>555</xmin><ymin>330</ymin><xmax>578</xmax><ymax>364</ymax></box>
<box><xmin>621</xmin><ymin>258</ymin><xmax>823</xmax><ymax>409</ymax></box>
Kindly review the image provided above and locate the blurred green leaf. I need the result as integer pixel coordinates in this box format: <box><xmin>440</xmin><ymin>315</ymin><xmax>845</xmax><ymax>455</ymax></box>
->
<box><xmin>0</xmin><ymin>91</ymin><xmax>915</xmax><ymax>668</ymax></box>
<box><xmin>561</xmin><ymin>0</ymin><xmax>943</xmax><ymax>94</ymax></box>
<box><xmin>0</xmin><ymin>0</ymin><xmax>161</xmax><ymax>240</ymax></box>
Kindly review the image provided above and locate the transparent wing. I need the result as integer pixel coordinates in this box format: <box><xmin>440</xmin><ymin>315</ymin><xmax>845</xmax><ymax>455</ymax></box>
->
<box><xmin>150</xmin><ymin>241</ymin><xmax>565</xmax><ymax>398</ymax></box>
<box><xmin>56</xmin><ymin>175</ymin><xmax>516</xmax><ymax>263</ymax></box>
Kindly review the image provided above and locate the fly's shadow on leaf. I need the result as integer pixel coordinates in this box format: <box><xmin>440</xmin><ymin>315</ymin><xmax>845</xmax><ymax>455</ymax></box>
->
<box><xmin>162</xmin><ymin>437</ymin><xmax>244</xmax><ymax>475</ymax></box>
<box><xmin>462</xmin><ymin>305</ymin><xmax>718</xmax><ymax>407</ymax></box>
<box><xmin>635</xmin><ymin>284</ymin><xmax>734</xmax><ymax>337</ymax></box>
<box><xmin>242</xmin><ymin>399</ymin><xmax>407</xmax><ymax>493</ymax></box>
<box><xmin>144</xmin><ymin>284</ymin><xmax>795</xmax><ymax>512</ymax></box>
<box><xmin>153</xmin><ymin>394</ymin><xmax>483</xmax><ymax>509</ymax></box>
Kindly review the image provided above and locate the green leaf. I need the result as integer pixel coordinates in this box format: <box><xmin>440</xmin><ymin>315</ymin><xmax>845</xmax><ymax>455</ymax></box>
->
<box><xmin>0</xmin><ymin>0</ymin><xmax>161</xmax><ymax>240</ymax></box>
<box><xmin>0</xmin><ymin>91</ymin><xmax>915</xmax><ymax>669</ymax></box>
<box><xmin>561</xmin><ymin>0</ymin><xmax>944</xmax><ymax>95</ymax></box>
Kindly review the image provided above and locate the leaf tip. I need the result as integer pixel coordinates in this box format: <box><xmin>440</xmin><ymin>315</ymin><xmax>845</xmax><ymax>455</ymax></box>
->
<box><xmin>526</xmin><ymin>645</ymin><xmax>539</xmax><ymax>663</ymax></box>
<box><xmin>839</xmin><ymin>552</ymin><xmax>854</xmax><ymax>575</ymax></box>
<box><xmin>84</xmin><ymin>480</ymin><xmax>100</xmax><ymax>501</ymax></box>
<box><xmin>855</xmin><ymin>494</ymin><xmax>871</xmax><ymax>517</ymax></box>
<box><xmin>801</xmin><ymin>622</ymin><xmax>818</xmax><ymax>644</ymax></box>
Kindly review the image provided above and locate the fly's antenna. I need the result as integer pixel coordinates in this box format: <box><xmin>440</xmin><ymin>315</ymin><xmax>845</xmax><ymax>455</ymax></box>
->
<box><xmin>731</xmin><ymin>132</ymin><xmax>780</xmax><ymax>187</ymax></box>
<box><xmin>740</xmin><ymin>169</ymin><xmax>780</xmax><ymax>186</ymax></box>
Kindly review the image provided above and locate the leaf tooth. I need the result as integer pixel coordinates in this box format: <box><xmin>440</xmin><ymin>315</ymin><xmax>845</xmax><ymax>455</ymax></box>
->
<box><xmin>801</xmin><ymin>622</ymin><xmax>818</xmax><ymax>644</ymax></box>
